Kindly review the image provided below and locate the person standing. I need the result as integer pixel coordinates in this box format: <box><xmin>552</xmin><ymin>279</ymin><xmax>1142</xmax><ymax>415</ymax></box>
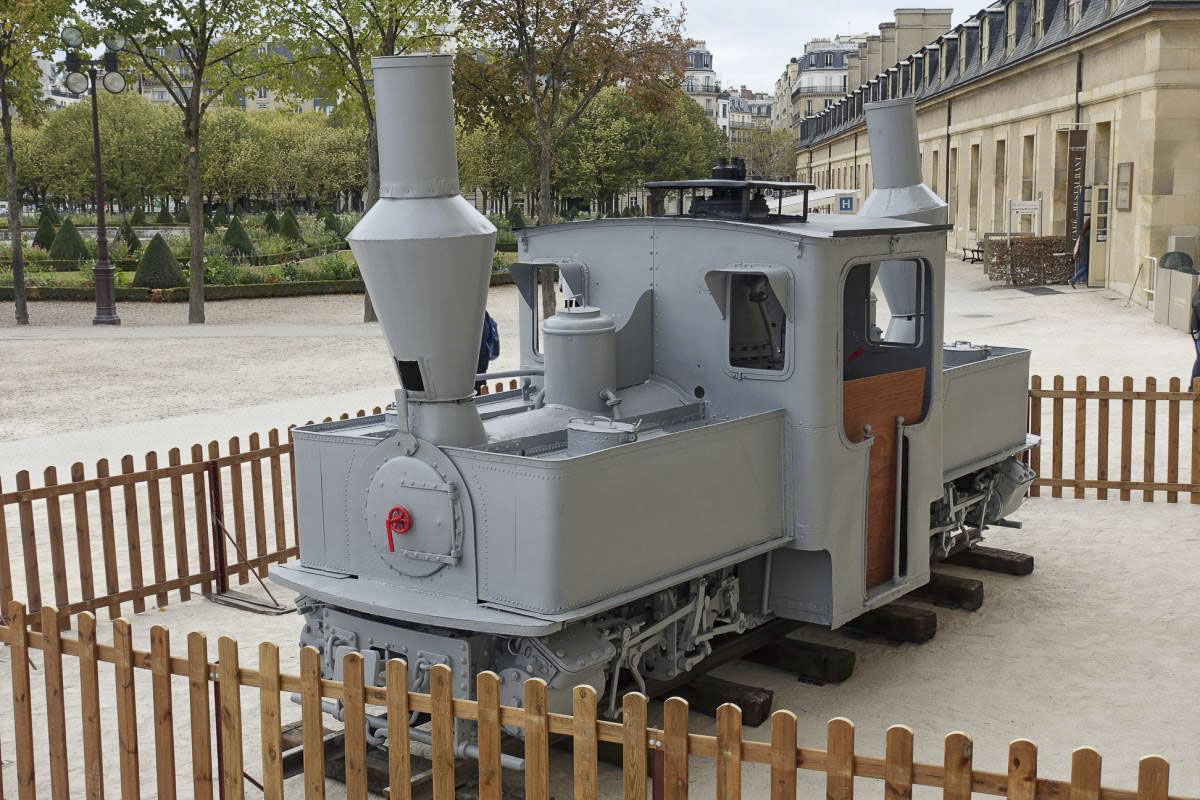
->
<box><xmin>1190</xmin><ymin>283</ymin><xmax>1200</xmax><ymax>386</ymax></box>
<box><xmin>475</xmin><ymin>311</ymin><xmax>500</xmax><ymax>394</ymax></box>
<box><xmin>1070</xmin><ymin>214</ymin><xmax>1091</xmax><ymax>289</ymax></box>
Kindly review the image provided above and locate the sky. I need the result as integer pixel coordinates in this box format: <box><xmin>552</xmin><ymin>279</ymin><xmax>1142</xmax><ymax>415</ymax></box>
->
<box><xmin>678</xmin><ymin>1</ymin><xmax>979</xmax><ymax>93</ymax></box>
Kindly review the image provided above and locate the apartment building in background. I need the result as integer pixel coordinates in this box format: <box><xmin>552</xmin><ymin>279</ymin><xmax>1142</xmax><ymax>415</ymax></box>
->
<box><xmin>795</xmin><ymin>0</ymin><xmax>1200</xmax><ymax>306</ymax></box>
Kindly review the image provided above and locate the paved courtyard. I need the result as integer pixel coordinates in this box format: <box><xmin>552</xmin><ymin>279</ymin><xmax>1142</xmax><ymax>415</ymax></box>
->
<box><xmin>0</xmin><ymin>258</ymin><xmax>1197</xmax><ymax>798</ymax></box>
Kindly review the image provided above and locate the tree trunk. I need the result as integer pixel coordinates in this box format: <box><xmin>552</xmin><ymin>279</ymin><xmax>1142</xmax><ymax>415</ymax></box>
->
<box><xmin>362</xmin><ymin>117</ymin><xmax>380</xmax><ymax>323</ymax></box>
<box><xmin>185</xmin><ymin>124</ymin><xmax>205</xmax><ymax>324</ymax></box>
<box><xmin>1</xmin><ymin>85</ymin><xmax>28</xmax><ymax>324</ymax></box>
<box><xmin>536</xmin><ymin>141</ymin><xmax>556</xmax><ymax>322</ymax></box>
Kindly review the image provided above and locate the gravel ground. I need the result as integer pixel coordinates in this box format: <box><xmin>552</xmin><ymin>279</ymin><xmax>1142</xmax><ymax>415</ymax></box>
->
<box><xmin>0</xmin><ymin>259</ymin><xmax>1197</xmax><ymax>799</ymax></box>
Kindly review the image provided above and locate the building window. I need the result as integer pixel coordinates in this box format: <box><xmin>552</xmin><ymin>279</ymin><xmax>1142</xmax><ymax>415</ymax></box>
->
<box><xmin>1007</xmin><ymin>7</ymin><xmax>1017</xmax><ymax>51</ymax></box>
<box><xmin>809</xmin><ymin>55</ymin><xmax>816</xmax><ymax>66</ymax></box>
<box><xmin>806</xmin><ymin>100</ymin><xmax>813</xmax><ymax>114</ymax></box>
<box><xmin>982</xmin><ymin>21</ymin><xmax>990</xmax><ymax>61</ymax></box>
<box><xmin>1033</xmin><ymin>0</ymin><xmax>1044</xmax><ymax>40</ymax></box>
<box><xmin>842</xmin><ymin>75</ymin><xmax>847</xmax><ymax>91</ymax></box>
<box><xmin>932</xmin><ymin>149</ymin><xmax>940</xmax><ymax>196</ymax></box>
<box><xmin>686</xmin><ymin>78</ymin><xmax>695</xmax><ymax>92</ymax></box>
<box><xmin>1069</xmin><ymin>0</ymin><xmax>1082</xmax><ymax>24</ymax></box>
<box><xmin>825</xmin><ymin>53</ymin><xmax>833</xmax><ymax>66</ymax></box>
<box><xmin>152</xmin><ymin>90</ymin><xmax>165</xmax><ymax>101</ymax></box>
<box><xmin>258</xmin><ymin>87</ymin><xmax>268</xmax><ymax>99</ymax></box>
<box><xmin>960</xmin><ymin>38</ymin><xmax>968</xmax><ymax>73</ymax></box>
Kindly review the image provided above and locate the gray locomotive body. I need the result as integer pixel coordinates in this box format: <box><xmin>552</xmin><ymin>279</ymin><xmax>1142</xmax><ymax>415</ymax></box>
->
<box><xmin>272</xmin><ymin>55</ymin><xmax>1035</xmax><ymax>729</ymax></box>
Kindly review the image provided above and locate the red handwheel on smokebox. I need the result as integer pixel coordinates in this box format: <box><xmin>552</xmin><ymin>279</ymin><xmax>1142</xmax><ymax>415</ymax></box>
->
<box><xmin>386</xmin><ymin>505</ymin><xmax>412</xmax><ymax>552</ymax></box>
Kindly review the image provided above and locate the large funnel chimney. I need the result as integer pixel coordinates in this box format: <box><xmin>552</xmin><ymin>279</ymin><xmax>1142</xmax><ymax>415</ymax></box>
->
<box><xmin>859</xmin><ymin>97</ymin><xmax>946</xmax><ymax>342</ymax></box>
<box><xmin>347</xmin><ymin>54</ymin><xmax>496</xmax><ymax>446</ymax></box>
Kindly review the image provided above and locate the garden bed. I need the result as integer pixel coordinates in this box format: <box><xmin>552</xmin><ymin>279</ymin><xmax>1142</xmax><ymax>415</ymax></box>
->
<box><xmin>0</xmin><ymin>270</ymin><xmax>514</xmax><ymax>303</ymax></box>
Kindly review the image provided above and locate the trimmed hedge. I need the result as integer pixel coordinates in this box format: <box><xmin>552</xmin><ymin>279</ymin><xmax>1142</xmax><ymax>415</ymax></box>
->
<box><xmin>119</xmin><ymin>219</ymin><xmax>141</xmax><ymax>252</ymax></box>
<box><xmin>133</xmin><ymin>233</ymin><xmax>186</xmax><ymax>288</ymax></box>
<box><xmin>130</xmin><ymin>207</ymin><xmax>147</xmax><ymax>225</ymax></box>
<box><xmin>212</xmin><ymin>206</ymin><xmax>229</xmax><ymax>226</ymax></box>
<box><xmin>33</xmin><ymin>214</ymin><xmax>56</xmax><ymax>250</ymax></box>
<box><xmin>42</xmin><ymin>206</ymin><xmax>61</xmax><ymax>225</ymax></box>
<box><xmin>175</xmin><ymin>205</ymin><xmax>190</xmax><ymax>224</ymax></box>
<box><xmin>264</xmin><ymin>210</ymin><xmax>279</xmax><ymax>234</ymax></box>
<box><xmin>223</xmin><ymin>217</ymin><xmax>254</xmax><ymax>257</ymax></box>
<box><xmin>323</xmin><ymin>210</ymin><xmax>341</xmax><ymax>236</ymax></box>
<box><xmin>0</xmin><ymin>271</ymin><xmax>515</xmax><ymax>303</ymax></box>
<box><xmin>48</xmin><ymin>219</ymin><xmax>89</xmax><ymax>261</ymax></box>
<box><xmin>279</xmin><ymin>209</ymin><xmax>303</xmax><ymax>242</ymax></box>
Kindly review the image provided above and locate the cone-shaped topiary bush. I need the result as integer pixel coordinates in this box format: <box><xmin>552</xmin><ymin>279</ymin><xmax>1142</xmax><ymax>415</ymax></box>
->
<box><xmin>505</xmin><ymin>205</ymin><xmax>527</xmax><ymax>229</ymax></box>
<box><xmin>323</xmin><ymin>210</ymin><xmax>341</xmax><ymax>236</ymax></box>
<box><xmin>223</xmin><ymin>216</ymin><xmax>254</xmax><ymax>257</ymax></box>
<box><xmin>120</xmin><ymin>219</ymin><xmax>141</xmax><ymax>252</ymax></box>
<box><xmin>32</xmin><ymin>213</ymin><xmax>57</xmax><ymax>250</ymax></box>
<box><xmin>43</xmin><ymin>205</ymin><xmax>61</xmax><ymax>225</ymax></box>
<box><xmin>212</xmin><ymin>205</ymin><xmax>228</xmax><ymax>226</ymax></box>
<box><xmin>279</xmin><ymin>209</ymin><xmax>303</xmax><ymax>242</ymax></box>
<box><xmin>175</xmin><ymin>205</ymin><xmax>190</xmax><ymax>224</ymax></box>
<box><xmin>264</xmin><ymin>210</ymin><xmax>279</xmax><ymax>234</ymax></box>
<box><xmin>130</xmin><ymin>206</ymin><xmax>147</xmax><ymax>225</ymax></box>
<box><xmin>156</xmin><ymin>206</ymin><xmax>174</xmax><ymax>224</ymax></box>
<box><xmin>133</xmin><ymin>233</ymin><xmax>186</xmax><ymax>288</ymax></box>
<box><xmin>48</xmin><ymin>218</ymin><xmax>89</xmax><ymax>262</ymax></box>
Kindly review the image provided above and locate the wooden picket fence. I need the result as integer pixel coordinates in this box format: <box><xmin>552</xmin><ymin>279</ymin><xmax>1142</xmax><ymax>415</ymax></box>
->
<box><xmin>0</xmin><ymin>408</ymin><xmax>375</xmax><ymax>631</ymax></box>
<box><xmin>0</xmin><ymin>601</ymin><xmax>1189</xmax><ymax>800</ymax></box>
<box><xmin>0</xmin><ymin>386</ymin><xmax>523</xmax><ymax>632</ymax></box>
<box><xmin>1028</xmin><ymin>376</ymin><xmax>1200</xmax><ymax>502</ymax></box>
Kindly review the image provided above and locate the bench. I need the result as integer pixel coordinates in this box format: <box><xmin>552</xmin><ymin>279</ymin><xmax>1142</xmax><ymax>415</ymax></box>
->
<box><xmin>962</xmin><ymin>241</ymin><xmax>985</xmax><ymax>263</ymax></box>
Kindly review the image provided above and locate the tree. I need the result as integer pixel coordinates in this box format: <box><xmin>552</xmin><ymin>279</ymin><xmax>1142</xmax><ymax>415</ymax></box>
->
<box><xmin>455</xmin><ymin>0</ymin><xmax>686</xmax><ymax>318</ymax></box>
<box><xmin>732</xmin><ymin>128</ymin><xmax>796</xmax><ymax>180</ymax></box>
<box><xmin>94</xmin><ymin>0</ymin><xmax>286</xmax><ymax>323</ymax></box>
<box><xmin>133</xmin><ymin>232</ymin><xmax>185</xmax><ymax>287</ymax></box>
<box><xmin>278</xmin><ymin>0</ymin><xmax>450</xmax><ymax>208</ymax></box>
<box><xmin>1</xmin><ymin>0</ymin><xmax>71</xmax><ymax>323</ymax></box>
<box><xmin>130</xmin><ymin>206</ymin><xmax>146</xmax><ymax>224</ymax></box>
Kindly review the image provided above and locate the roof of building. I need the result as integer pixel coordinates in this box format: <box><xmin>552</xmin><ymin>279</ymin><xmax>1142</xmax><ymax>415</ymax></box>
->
<box><xmin>797</xmin><ymin>0</ymin><xmax>1195</xmax><ymax>147</ymax></box>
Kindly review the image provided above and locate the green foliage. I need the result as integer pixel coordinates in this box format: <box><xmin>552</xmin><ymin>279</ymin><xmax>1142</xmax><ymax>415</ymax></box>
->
<box><xmin>505</xmin><ymin>205</ymin><xmax>526</xmax><ymax>229</ymax></box>
<box><xmin>33</xmin><ymin>214</ymin><xmax>56</xmax><ymax>250</ymax></box>
<box><xmin>120</xmin><ymin>219</ymin><xmax>141</xmax><ymax>252</ymax></box>
<box><xmin>264</xmin><ymin>210</ymin><xmax>279</xmax><ymax>234</ymax></box>
<box><xmin>42</xmin><ymin>206</ymin><xmax>61</xmax><ymax>225</ymax></box>
<box><xmin>130</xmin><ymin>207</ymin><xmax>147</xmax><ymax>225</ymax></box>
<box><xmin>212</xmin><ymin>206</ymin><xmax>228</xmax><ymax>226</ymax></box>
<box><xmin>222</xmin><ymin>216</ymin><xmax>254</xmax><ymax>257</ymax></box>
<box><xmin>48</xmin><ymin>218</ymin><xmax>89</xmax><ymax>261</ymax></box>
<box><xmin>279</xmin><ymin>209</ymin><xmax>303</xmax><ymax>242</ymax></box>
<box><xmin>155</xmin><ymin>206</ymin><xmax>174</xmax><ymax>224</ymax></box>
<box><xmin>204</xmin><ymin>213</ymin><xmax>215</xmax><ymax>233</ymax></box>
<box><xmin>323</xmin><ymin>210</ymin><xmax>341</xmax><ymax>237</ymax></box>
<box><xmin>133</xmin><ymin>234</ymin><xmax>186</xmax><ymax>288</ymax></box>
<box><xmin>491</xmin><ymin>252</ymin><xmax>509</xmax><ymax>272</ymax></box>
<box><xmin>175</xmin><ymin>205</ymin><xmax>190</xmax><ymax>224</ymax></box>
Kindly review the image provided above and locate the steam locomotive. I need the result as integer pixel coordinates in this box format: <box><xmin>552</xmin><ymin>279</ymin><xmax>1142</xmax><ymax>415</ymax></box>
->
<box><xmin>272</xmin><ymin>55</ymin><xmax>1036</xmax><ymax>734</ymax></box>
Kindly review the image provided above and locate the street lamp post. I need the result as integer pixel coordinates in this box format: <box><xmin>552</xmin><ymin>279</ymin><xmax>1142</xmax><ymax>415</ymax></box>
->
<box><xmin>61</xmin><ymin>26</ymin><xmax>128</xmax><ymax>326</ymax></box>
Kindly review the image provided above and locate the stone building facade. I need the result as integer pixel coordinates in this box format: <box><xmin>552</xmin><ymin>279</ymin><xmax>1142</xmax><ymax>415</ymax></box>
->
<box><xmin>795</xmin><ymin>0</ymin><xmax>1200</xmax><ymax>300</ymax></box>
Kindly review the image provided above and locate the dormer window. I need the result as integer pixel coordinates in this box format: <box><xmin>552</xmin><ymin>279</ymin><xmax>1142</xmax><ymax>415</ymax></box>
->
<box><xmin>1033</xmin><ymin>0</ymin><xmax>1044</xmax><ymax>40</ymax></box>
<box><xmin>982</xmin><ymin>20</ymin><xmax>990</xmax><ymax>61</ymax></box>
<box><xmin>825</xmin><ymin>53</ymin><xmax>834</xmax><ymax>66</ymax></box>
<box><xmin>1007</xmin><ymin>4</ymin><xmax>1018</xmax><ymax>50</ymax></box>
<box><xmin>1069</xmin><ymin>0</ymin><xmax>1082</xmax><ymax>24</ymax></box>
